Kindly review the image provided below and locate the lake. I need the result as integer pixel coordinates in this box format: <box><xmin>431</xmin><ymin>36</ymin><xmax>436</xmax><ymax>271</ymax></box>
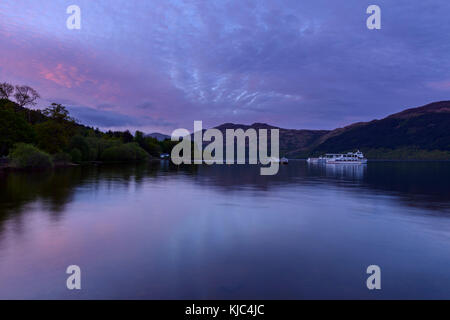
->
<box><xmin>0</xmin><ymin>161</ymin><xmax>449</xmax><ymax>299</ymax></box>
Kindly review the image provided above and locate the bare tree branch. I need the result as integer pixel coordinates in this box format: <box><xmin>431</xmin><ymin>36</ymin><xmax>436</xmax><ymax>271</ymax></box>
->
<box><xmin>14</xmin><ymin>85</ymin><xmax>40</xmax><ymax>107</ymax></box>
<box><xmin>0</xmin><ymin>82</ymin><xmax>14</xmax><ymax>99</ymax></box>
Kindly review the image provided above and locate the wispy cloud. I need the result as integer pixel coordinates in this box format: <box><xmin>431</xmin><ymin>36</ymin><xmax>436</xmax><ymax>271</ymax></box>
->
<box><xmin>1</xmin><ymin>0</ymin><xmax>450</xmax><ymax>131</ymax></box>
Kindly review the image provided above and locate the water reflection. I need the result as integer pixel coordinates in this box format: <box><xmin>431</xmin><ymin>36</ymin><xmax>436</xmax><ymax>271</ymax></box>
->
<box><xmin>0</xmin><ymin>161</ymin><xmax>449</xmax><ymax>299</ymax></box>
<box><xmin>1</xmin><ymin>161</ymin><xmax>449</xmax><ymax>221</ymax></box>
<box><xmin>323</xmin><ymin>163</ymin><xmax>366</xmax><ymax>180</ymax></box>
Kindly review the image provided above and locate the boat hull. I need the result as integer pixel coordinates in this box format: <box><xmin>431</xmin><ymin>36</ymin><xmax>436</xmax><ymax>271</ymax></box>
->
<box><xmin>326</xmin><ymin>160</ymin><xmax>367</xmax><ymax>164</ymax></box>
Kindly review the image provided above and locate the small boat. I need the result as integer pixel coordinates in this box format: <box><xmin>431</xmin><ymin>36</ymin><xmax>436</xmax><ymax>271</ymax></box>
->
<box><xmin>307</xmin><ymin>157</ymin><xmax>325</xmax><ymax>163</ymax></box>
<box><xmin>268</xmin><ymin>157</ymin><xmax>289</xmax><ymax>164</ymax></box>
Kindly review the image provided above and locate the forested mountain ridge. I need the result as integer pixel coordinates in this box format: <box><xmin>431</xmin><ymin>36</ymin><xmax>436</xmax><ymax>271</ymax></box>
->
<box><xmin>2</xmin><ymin>84</ymin><xmax>450</xmax><ymax>162</ymax></box>
<box><xmin>212</xmin><ymin>101</ymin><xmax>450</xmax><ymax>160</ymax></box>
<box><xmin>308</xmin><ymin>101</ymin><xmax>450</xmax><ymax>159</ymax></box>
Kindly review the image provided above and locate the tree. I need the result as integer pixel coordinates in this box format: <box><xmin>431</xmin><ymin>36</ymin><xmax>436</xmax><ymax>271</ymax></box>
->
<box><xmin>160</xmin><ymin>139</ymin><xmax>178</xmax><ymax>154</ymax></box>
<box><xmin>37</xmin><ymin>104</ymin><xmax>77</xmax><ymax>152</ymax></box>
<box><xmin>0</xmin><ymin>108</ymin><xmax>35</xmax><ymax>156</ymax></box>
<box><xmin>145</xmin><ymin>139</ymin><xmax>161</xmax><ymax>157</ymax></box>
<box><xmin>122</xmin><ymin>130</ymin><xmax>134</xmax><ymax>143</ymax></box>
<box><xmin>35</xmin><ymin>121</ymin><xmax>70</xmax><ymax>154</ymax></box>
<box><xmin>14</xmin><ymin>85</ymin><xmax>40</xmax><ymax>107</ymax></box>
<box><xmin>70</xmin><ymin>148</ymin><xmax>82</xmax><ymax>164</ymax></box>
<box><xmin>69</xmin><ymin>135</ymin><xmax>90</xmax><ymax>161</ymax></box>
<box><xmin>139</xmin><ymin>136</ymin><xmax>161</xmax><ymax>157</ymax></box>
<box><xmin>0</xmin><ymin>82</ymin><xmax>14</xmax><ymax>99</ymax></box>
<box><xmin>134</xmin><ymin>131</ymin><xmax>145</xmax><ymax>148</ymax></box>
<box><xmin>42</xmin><ymin>103</ymin><xmax>75</xmax><ymax>123</ymax></box>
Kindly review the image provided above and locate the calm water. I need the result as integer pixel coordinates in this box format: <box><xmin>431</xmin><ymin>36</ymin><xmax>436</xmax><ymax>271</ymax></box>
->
<box><xmin>0</xmin><ymin>161</ymin><xmax>449</xmax><ymax>299</ymax></box>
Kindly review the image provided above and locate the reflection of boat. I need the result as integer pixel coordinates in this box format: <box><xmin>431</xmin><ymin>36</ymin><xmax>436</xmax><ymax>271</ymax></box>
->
<box><xmin>325</xmin><ymin>163</ymin><xmax>366</xmax><ymax>180</ymax></box>
<box><xmin>324</xmin><ymin>150</ymin><xmax>367</xmax><ymax>164</ymax></box>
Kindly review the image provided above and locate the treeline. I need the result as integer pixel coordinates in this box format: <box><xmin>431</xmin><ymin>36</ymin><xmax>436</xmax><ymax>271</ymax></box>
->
<box><xmin>0</xmin><ymin>83</ymin><xmax>177</xmax><ymax>168</ymax></box>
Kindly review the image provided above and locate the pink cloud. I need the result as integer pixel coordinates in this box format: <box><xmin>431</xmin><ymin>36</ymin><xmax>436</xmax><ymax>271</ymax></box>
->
<box><xmin>40</xmin><ymin>63</ymin><xmax>92</xmax><ymax>89</ymax></box>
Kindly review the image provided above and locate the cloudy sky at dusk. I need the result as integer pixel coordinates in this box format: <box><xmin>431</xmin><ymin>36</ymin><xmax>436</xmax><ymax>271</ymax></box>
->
<box><xmin>1</xmin><ymin>0</ymin><xmax>449</xmax><ymax>134</ymax></box>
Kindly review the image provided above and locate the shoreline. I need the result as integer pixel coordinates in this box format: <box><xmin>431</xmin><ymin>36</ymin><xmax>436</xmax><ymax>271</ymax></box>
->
<box><xmin>0</xmin><ymin>158</ymin><xmax>163</xmax><ymax>172</ymax></box>
<box><xmin>2</xmin><ymin>158</ymin><xmax>450</xmax><ymax>172</ymax></box>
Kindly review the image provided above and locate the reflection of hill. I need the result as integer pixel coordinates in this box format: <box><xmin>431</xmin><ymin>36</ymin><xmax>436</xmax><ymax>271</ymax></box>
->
<box><xmin>191</xmin><ymin>161</ymin><xmax>450</xmax><ymax>213</ymax></box>
<box><xmin>0</xmin><ymin>161</ymin><xmax>448</xmax><ymax>235</ymax></box>
<box><xmin>363</xmin><ymin>162</ymin><xmax>450</xmax><ymax>211</ymax></box>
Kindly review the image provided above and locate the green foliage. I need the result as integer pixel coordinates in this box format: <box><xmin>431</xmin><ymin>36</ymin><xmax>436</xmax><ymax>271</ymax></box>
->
<box><xmin>160</xmin><ymin>139</ymin><xmax>178</xmax><ymax>154</ymax></box>
<box><xmin>134</xmin><ymin>134</ymin><xmax>161</xmax><ymax>157</ymax></box>
<box><xmin>122</xmin><ymin>130</ymin><xmax>134</xmax><ymax>143</ymax></box>
<box><xmin>70</xmin><ymin>148</ymin><xmax>82</xmax><ymax>164</ymax></box>
<box><xmin>9</xmin><ymin>143</ymin><xmax>53</xmax><ymax>169</ymax></box>
<box><xmin>145</xmin><ymin>140</ymin><xmax>162</xmax><ymax>157</ymax></box>
<box><xmin>85</xmin><ymin>137</ymin><xmax>121</xmax><ymax>161</ymax></box>
<box><xmin>42</xmin><ymin>103</ymin><xmax>75</xmax><ymax>123</ymax></box>
<box><xmin>100</xmin><ymin>143</ymin><xmax>149</xmax><ymax>162</ymax></box>
<box><xmin>133</xmin><ymin>131</ymin><xmax>177</xmax><ymax>157</ymax></box>
<box><xmin>0</xmin><ymin>106</ymin><xmax>36</xmax><ymax>156</ymax></box>
<box><xmin>135</xmin><ymin>131</ymin><xmax>145</xmax><ymax>145</ymax></box>
<box><xmin>53</xmin><ymin>152</ymin><xmax>72</xmax><ymax>165</ymax></box>
<box><xmin>70</xmin><ymin>135</ymin><xmax>90</xmax><ymax>161</ymax></box>
<box><xmin>35</xmin><ymin>121</ymin><xmax>69</xmax><ymax>154</ymax></box>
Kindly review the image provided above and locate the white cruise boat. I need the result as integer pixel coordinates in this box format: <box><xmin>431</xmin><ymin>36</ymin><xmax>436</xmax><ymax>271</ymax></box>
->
<box><xmin>324</xmin><ymin>150</ymin><xmax>367</xmax><ymax>164</ymax></box>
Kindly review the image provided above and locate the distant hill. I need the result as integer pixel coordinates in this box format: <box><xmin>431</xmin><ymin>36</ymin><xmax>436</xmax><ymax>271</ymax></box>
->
<box><xmin>309</xmin><ymin>101</ymin><xmax>450</xmax><ymax>159</ymax></box>
<box><xmin>213</xmin><ymin>122</ymin><xmax>329</xmax><ymax>156</ymax></box>
<box><xmin>212</xmin><ymin>101</ymin><xmax>450</xmax><ymax>160</ymax></box>
<box><xmin>145</xmin><ymin>132</ymin><xmax>171</xmax><ymax>141</ymax></box>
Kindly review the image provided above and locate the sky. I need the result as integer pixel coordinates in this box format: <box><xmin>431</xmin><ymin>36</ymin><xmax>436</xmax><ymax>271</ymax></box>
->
<box><xmin>0</xmin><ymin>0</ymin><xmax>449</xmax><ymax>134</ymax></box>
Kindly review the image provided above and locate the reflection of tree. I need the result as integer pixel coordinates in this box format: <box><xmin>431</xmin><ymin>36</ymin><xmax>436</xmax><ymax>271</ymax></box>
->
<box><xmin>0</xmin><ymin>163</ymin><xmax>176</xmax><ymax>236</ymax></box>
<box><xmin>0</xmin><ymin>169</ymin><xmax>81</xmax><ymax>223</ymax></box>
<box><xmin>0</xmin><ymin>161</ymin><xmax>448</xmax><ymax>239</ymax></box>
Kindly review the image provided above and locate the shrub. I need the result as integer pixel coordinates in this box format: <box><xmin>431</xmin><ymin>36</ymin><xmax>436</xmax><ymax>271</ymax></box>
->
<box><xmin>70</xmin><ymin>135</ymin><xmax>90</xmax><ymax>161</ymax></box>
<box><xmin>53</xmin><ymin>152</ymin><xmax>72</xmax><ymax>165</ymax></box>
<box><xmin>70</xmin><ymin>148</ymin><xmax>82</xmax><ymax>164</ymax></box>
<box><xmin>89</xmin><ymin>147</ymin><xmax>98</xmax><ymax>161</ymax></box>
<box><xmin>9</xmin><ymin>143</ymin><xmax>53</xmax><ymax>169</ymax></box>
<box><xmin>85</xmin><ymin>137</ymin><xmax>121</xmax><ymax>161</ymax></box>
<box><xmin>100</xmin><ymin>143</ymin><xmax>149</xmax><ymax>162</ymax></box>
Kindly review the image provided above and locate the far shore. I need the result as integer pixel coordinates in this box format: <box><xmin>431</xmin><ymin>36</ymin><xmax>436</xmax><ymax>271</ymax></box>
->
<box><xmin>2</xmin><ymin>157</ymin><xmax>450</xmax><ymax>172</ymax></box>
<box><xmin>0</xmin><ymin>157</ymin><xmax>164</xmax><ymax>171</ymax></box>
